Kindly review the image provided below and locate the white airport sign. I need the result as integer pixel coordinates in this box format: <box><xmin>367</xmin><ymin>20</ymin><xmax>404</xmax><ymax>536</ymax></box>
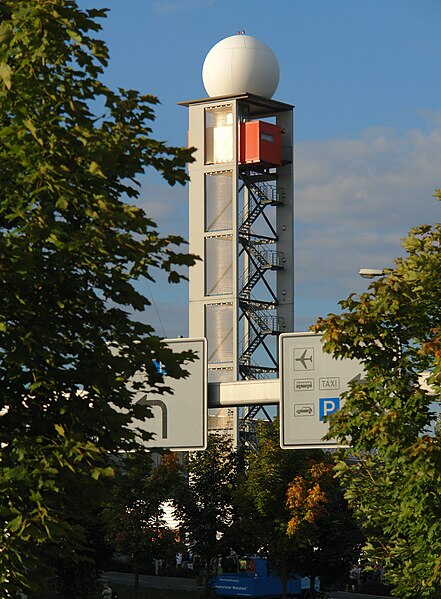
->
<box><xmin>280</xmin><ymin>332</ymin><xmax>362</xmax><ymax>449</ymax></box>
<box><xmin>131</xmin><ymin>337</ymin><xmax>207</xmax><ymax>451</ymax></box>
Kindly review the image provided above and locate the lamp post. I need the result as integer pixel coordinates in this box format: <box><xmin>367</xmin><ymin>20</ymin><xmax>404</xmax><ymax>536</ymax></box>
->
<box><xmin>358</xmin><ymin>268</ymin><xmax>385</xmax><ymax>279</ymax></box>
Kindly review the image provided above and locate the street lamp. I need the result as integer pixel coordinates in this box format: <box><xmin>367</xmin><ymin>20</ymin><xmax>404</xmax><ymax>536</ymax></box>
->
<box><xmin>358</xmin><ymin>268</ymin><xmax>385</xmax><ymax>279</ymax></box>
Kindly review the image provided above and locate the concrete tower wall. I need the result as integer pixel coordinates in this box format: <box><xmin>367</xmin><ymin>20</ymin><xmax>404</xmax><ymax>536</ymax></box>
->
<box><xmin>181</xmin><ymin>94</ymin><xmax>294</xmax><ymax>385</ymax></box>
<box><xmin>180</xmin><ymin>35</ymin><xmax>294</xmax><ymax>442</ymax></box>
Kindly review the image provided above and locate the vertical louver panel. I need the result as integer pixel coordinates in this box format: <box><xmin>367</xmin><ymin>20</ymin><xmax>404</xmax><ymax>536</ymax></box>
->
<box><xmin>205</xmin><ymin>303</ymin><xmax>234</xmax><ymax>364</ymax></box>
<box><xmin>205</xmin><ymin>235</ymin><xmax>233</xmax><ymax>296</ymax></box>
<box><xmin>205</xmin><ymin>171</ymin><xmax>233</xmax><ymax>232</ymax></box>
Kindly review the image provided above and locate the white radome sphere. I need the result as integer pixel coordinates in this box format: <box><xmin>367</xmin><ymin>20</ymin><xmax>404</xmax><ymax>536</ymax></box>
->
<box><xmin>202</xmin><ymin>34</ymin><xmax>280</xmax><ymax>99</ymax></box>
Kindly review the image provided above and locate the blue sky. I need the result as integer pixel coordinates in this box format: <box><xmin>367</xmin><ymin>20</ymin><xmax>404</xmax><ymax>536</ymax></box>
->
<box><xmin>79</xmin><ymin>0</ymin><xmax>441</xmax><ymax>336</ymax></box>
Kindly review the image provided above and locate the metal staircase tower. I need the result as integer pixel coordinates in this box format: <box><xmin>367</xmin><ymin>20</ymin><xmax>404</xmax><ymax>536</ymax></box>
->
<box><xmin>238</xmin><ymin>171</ymin><xmax>285</xmax><ymax>380</ymax></box>
<box><xmin>179</xmin><ymin>92</ymin><xmax>294</xmax><ymax>446</ymax></box>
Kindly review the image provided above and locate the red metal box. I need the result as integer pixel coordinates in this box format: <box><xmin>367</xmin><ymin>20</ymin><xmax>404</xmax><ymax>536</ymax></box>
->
<box><xmin>239</xmin><ymin>120</ymin><xmax>282</xmax><ymax>166</ymax></box>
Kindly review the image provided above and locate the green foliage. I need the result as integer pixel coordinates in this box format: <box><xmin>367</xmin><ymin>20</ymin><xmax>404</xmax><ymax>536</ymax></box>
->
<box><xmin>313</xmin><ymin>191</ymin><xmax>441</xmax><ymax>599</ymax></box>
<box><xmin>235</xmin><ymin>420</ymin><xmax>308</xmax><ymax>593</ymax></box>
<box><xmin>0</xmin><ymin>1</ymin><xmax>197</xmax><ymax>595</ymax></box>
<box><xmin>173</xmin><ymin>434</ymin><xmax>238</xmax><ymax>594</ymax></box>
<box><xmin>102</xmin><ymin>452</ymin><xmax>183</xmax><ymax>598</ymax></box>
<box><xmin>235</xmin><ymin>421</ymin><xmax>362</xmax><ymax>596</ymax></box>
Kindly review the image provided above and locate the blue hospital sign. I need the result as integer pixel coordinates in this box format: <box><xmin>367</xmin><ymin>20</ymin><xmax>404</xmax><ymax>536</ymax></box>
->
<box><xmin>319</xmin><ymin>397</ymin><xmax>340</xmax><ymax>421</ymax></box>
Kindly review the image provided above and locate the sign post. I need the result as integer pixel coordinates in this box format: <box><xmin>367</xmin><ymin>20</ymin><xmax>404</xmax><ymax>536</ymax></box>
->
<box><xmin>279</xmin><ymin>332</ymin><xmax>362</xmax><ymax>449</ymax></box>
<box><xmin>131</xmin><ymin>337</ymin><xmax>207</xmax><ymax>451</ymax></box>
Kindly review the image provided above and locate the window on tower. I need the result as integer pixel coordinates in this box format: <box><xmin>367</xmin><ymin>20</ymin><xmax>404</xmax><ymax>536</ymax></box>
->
<box><xmin>205</xmin><ymin>171</ymin><xmax>233</xmax><ymax>232</ymax></box>
<box><xmin>204</xmin><ymin>235</ymin><xmax>233</xmax><ymax>296</ymax></box>
<box><xmin>205</xmin><ymin>303</ymin><xmax>234</xmax><ymax>364</ymax></box>
<box><xmin>205</xmin><ymin>105</ymin><xmax>233</xmax><ymax>164</ymax></box>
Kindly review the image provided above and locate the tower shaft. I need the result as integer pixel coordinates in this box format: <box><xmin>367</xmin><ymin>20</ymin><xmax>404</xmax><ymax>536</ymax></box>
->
<box><xmin>180</xmin><ymin>92</ymin><xmax>294</xmax><ymax>440</ymax></box>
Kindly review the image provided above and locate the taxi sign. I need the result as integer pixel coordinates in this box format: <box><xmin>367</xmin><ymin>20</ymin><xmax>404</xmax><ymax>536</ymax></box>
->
<box><xmin>280</xmin><ymin>332</ymin><xmax>362</xmax><ymax>449</ymax></box>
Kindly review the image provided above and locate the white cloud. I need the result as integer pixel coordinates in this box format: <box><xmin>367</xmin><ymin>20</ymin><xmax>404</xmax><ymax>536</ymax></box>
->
<box><xmin>137</xmin><ymin>178</ymin><xmax>190</xmax><ymax>239</ymax></box>
<box><xmin>130</xmin><ymin>177</ymin><xmax>192</xmax><ymax>338</ymax></box>
<box><xmin>418</xmin><ymin>109</ymin><xmax>441</xmax><ymax>128</ymax></box>
<box><xmin>294</xmin><ymin>121</ymin><xmax>441</xmax><ymax>330</ymax></box>
<box><xmin>296</xmin><ymin>126</ymin><xmax>441</xmax><ymax>226</ymax></box>
<box><xmin>132</xmin><ymin>120</ymin><xmax>441</xmax><ymax>336</ymax></box>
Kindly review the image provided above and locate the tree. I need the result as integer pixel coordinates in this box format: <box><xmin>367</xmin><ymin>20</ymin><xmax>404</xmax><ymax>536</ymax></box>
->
<box><xmin>173</xmin><ymin>434</ymin><xmax>238</xmax><ymax>597</ymax></box>
<box><xmin>285</xmin><ymin>456</ymin><xmax>363</xmax><ymax>594</ymax></box>
<box><xmin>0</xmin><ymin>1</ymin><xmax>196</xmax><ymax>595</ymax></box>
<box><xmin>235</xmin><ymin>421</ymin><xmax>303</xmax><ymax>599</ymax></box>
<box><xmin>236</xmin><ymin>421</ymin><xmax>361</xmax><ymax>599</ymax></box>
<box><xmin>103</xmin><ymin>452</ymin><xmax>183</xmax><ymax>599</ymax></box>
<box><xmin>313</xmin><ymin>191</ymin><xmax>441</xmax><ymax>599</ymax></box>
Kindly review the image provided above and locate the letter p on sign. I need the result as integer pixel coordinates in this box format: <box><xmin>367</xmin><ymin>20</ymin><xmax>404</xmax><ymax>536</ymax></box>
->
<box><xmin>319</xmin><ymin>397</ymin><xmax>340</xmax><ymax>421</ymax></box>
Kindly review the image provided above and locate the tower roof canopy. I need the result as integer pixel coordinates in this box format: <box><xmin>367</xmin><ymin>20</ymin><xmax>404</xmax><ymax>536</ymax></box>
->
<box><xmin>178</xmin><ymin>92</ymin><xmax>293</xmax><ymax>117</ymax></box>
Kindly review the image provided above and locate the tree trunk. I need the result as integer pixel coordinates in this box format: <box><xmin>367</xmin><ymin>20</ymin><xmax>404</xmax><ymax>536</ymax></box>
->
<box><xmin>203</xmin><ymin>556</ymin><xmax>211</xmax><ymax>599</ymax></box>
<box><xmin>280</xmin><ymin>557</ymin><xmax>289</xmax><ymax>599</ymax></box>
<box><xmin>309</xmin><ymin>574</ymin><xmax>316</xmax><ymax>599</ymax></box>
<box><xmin>134</xmin><ymin>562</ymin><xmax>139</xmax><ymax>599</ymax></box>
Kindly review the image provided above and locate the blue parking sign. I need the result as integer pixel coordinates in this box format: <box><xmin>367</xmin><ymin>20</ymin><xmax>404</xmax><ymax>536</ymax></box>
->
<box><xmin>319</xmin><ymin>397</ymin><xmax>340</xmax><ymax>421</ymax></box>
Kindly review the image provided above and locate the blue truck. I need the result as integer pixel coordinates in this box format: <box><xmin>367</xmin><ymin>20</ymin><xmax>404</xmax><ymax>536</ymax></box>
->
<box><xmin>212</xmin><ymin>557</ymin><xmax>319</xmax><ymax>598</ymax></box>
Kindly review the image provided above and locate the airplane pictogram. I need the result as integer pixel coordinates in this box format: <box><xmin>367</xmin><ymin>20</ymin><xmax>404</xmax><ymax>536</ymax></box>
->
<box><xmin>294</xmin><ymin>348</ymin><xmax>314</xmax><ymax>370</ymax></box>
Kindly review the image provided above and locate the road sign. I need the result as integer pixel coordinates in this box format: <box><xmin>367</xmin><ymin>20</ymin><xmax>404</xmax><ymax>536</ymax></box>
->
<box><xmin>280</xmin><ymin>332</ymin><xmax>362</xmax><ymax>449</ymax></box>
<box><xmin>130</xmin><ymin>337</ymin><xmax>207</xmax><ymax>451</ymax></box>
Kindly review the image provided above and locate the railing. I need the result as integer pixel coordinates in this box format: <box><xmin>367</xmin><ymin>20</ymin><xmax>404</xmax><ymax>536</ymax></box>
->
<box><xmin>237</xmin><ymin>171</ymin><xmax>286</xmax><ymax>379</ymax></box>
<box><xmin>238</xmin><ymin>174</ymin><xmax>282</xmax><ymax>233</ymax></box>
<box><xmin>239</xmin><ymin>247</ymin><xmax>284</xmax><ymax>298</ymax></box>
<box><xmin>240</xmin><ymin>306</ymin><xmax>284</xmax><ymax>363</ymax></box>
